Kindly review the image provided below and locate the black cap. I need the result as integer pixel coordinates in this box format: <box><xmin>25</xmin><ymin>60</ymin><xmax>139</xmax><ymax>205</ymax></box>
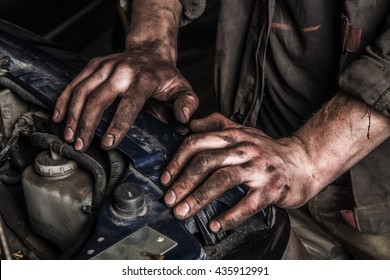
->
<box><xmin>113</xmin><ymin>182</ymin><xmax>145</xmax><ymax>216</ymax></box>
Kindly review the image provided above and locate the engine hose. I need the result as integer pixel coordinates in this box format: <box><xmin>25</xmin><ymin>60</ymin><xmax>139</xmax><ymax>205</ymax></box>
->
<box><xmin>0</xmin><ymin>174</ymin><xmax>21</xmax><ymax>184</ymax></box>
<box><xmin>0</xmin><ymin>161</ymin><xmax>10</xmax><ymax>173</ymax></box>
<box><xmin>29</xmin><ymin>132</ymin><xmax>107</xmax><ymax>259</ymax></box>
<box><xmin>0</xmin><ymin>77</ymin><xmax>50</xmax><ymax>110</ymax></box>
<box><xmin>106</xmin><ymin>150</ymin><xmax>126</xmax><ymax>195</ymax></box>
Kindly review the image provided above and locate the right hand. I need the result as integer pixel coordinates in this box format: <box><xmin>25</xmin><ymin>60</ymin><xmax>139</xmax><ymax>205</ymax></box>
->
<box><xmin>52</xmin><ymin>41</ymin><xmax>199</xmax><ymax>152</ymax></box>
<box><xmin>161</xmin><ymin>113</ymin><xmax>317</xmax><ymax>233</ymax></box>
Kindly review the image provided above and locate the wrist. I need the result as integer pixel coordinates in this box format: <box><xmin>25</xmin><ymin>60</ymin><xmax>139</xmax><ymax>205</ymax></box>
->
<box><xmin>293</xmin><ymin>92</ymin><xmax>390</xmax><ymax>190</ymax></box>
<box><xmin>126</xmin><ymin>0</ymin><xmax>182</xmax><ymax>63</ymax></box>
<box><xmin>125</xmin><ymin>36</ymin><xmax>177</xmax><ymax>64</ymax></box>
<box><xmin>279</xmin><ymin>136</ymin><xmax>320</xmax><ymax>196</ymax></box>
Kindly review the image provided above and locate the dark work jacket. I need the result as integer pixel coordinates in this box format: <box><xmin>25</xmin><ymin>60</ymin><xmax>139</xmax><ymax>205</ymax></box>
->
<box><xmin>179</xmin><ymin>0</ymin><xmax>390</xmax><ymax>234</ymax></box>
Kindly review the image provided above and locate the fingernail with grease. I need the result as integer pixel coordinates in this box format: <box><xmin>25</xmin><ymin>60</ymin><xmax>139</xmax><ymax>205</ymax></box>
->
<box><xmin>161</xmin><ymin>171</ymin><xmax>171</xmax><ymax>185</ymax></box>
<box><xmin>209</xmin><ymin>220</ymin><xmax>222</xmax><ymax>232</ymax></box>
<box><xmin>174</xmin><ymin>202</ymin><xmax>190</xmax><ymax>218</ymax></box>
<box><xmin>164</xmin><ymin>190</ymin><xmax>176</xmax><ymax>206</ymax></box>
<box><xmin>75</xmin><ymin>137</ymin><xmax>84</xmax><ymax>151</ymax></box>
<box><xmin>102</xmin><ymin>133</ymin><xmax>115</xmax><ymax>148</ymax></box>
<box><xmin>52</xmin><ymin>109</ymin><xmax>59</xmax><ymax>121</ymax></box>
<box><xmin>64</xmin><ymin>127</ymin><xmax>74</xmax><ymax>141</ymax></box>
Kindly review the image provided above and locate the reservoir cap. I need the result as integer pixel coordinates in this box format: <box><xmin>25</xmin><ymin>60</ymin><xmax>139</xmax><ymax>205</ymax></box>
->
<box><xmin>35</xmin><ymin>150</ymin><xmax>77</xmax><ymax>177</ymax></box>
<box><xmin>114</xmin><ymin>182</ymin><xmax>145</xmax><ymax>216</ymax></box>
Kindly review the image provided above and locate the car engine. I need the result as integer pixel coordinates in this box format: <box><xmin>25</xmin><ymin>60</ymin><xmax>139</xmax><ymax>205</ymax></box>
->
<box><xmin>0</xmin><ymin>19</ymin><xmax>299</xmax><ymax>260</ymax></box>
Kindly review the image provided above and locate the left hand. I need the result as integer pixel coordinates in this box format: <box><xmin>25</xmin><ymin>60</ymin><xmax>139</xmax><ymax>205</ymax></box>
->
<box><xmin>161</xmin><ymin>113</ymin><xmax>317</xmax><ymax>232</ymax></box>
<box><xmin>52</xmin><ymin>42</ymin><xmax>198</xmax><ymax>152</ymax></box>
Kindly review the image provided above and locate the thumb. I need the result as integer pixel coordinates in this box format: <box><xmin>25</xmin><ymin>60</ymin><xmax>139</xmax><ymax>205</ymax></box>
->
<box><xmin>172</xmin><ymin>89</ymin><xmax>199</xmax><ymax>124</ymax></box>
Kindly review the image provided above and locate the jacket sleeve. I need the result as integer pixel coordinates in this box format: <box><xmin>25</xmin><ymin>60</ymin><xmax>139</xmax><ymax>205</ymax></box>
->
<box><xmin>338</xmin><ymin>13</ymin><xmax>390</xmax><ymax>117</ymax></box>
<box><xmin>178</xmin><ymin>0</ymin><xmax>206</xmax><ymax>26</ymax></box>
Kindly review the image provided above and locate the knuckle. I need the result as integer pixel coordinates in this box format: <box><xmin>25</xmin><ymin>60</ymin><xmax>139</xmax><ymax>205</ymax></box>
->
<box><xmin>181</xmin><ymin>90</ymin><xmax>199</xmax><ymax>105</ymax></box>
<box><xmin>67</xmin><ymin>80</ymin><xmax>77</xmax><ymax>88</ymax></box>
<box><xmin>66</xmin><ymin>112</ymin><xmax>78</xmax><ymax>126</ymax></box>
<box><xmin>193</xmin><ymin>152</ymin><xmax>213</xmax><ymax>170</ymax></box>
<box><xmin>73</xmin><ymin>85</ymin><xmax>88</xmax><ymax>97</ymax></box>
<box><xmin>93</xmin><ymin>71</ymin><xmax>105</xmax><ymax>82</ymax></box>
<box><xmin>227</xmin><ymin>127</ymin><xmax>244</xmax><ymax>137</ymax></box>
<box><xmin>222</xmin><ymin>212</ymin><xmax>238</xmax><ymax>229</ymax></box>
<box><xmin>121</xmin><ymin>94</ymin><xmax>141</xmax><ymax>111</ymax></box>
<box><xmin>112</xmin><ymin>122</ymin><xmax>125</xmax><ymax>135</ymax></box>
<box><xmin>213</xmin><ymin>168</ymin><xmax>235</xmax><ymax>187</ymax></box>
<box><xmin>210</xmin><ymin>112</ymin><xmax>223</xmax><ymax>119</ymax></box>
<box><xmin>170</xmin><ymin>79</ymin><xmax>192</xmax><ymax>92</ymax></box>
<box><xmin>182</xmin><ymin>134</ymin><xmax>199</xmax><ymax>147</ymax></box>
<box><xmin>245</xmin><ymin>198</ymin><xmax>262</xmax><ymax>214</ymax></box>
<box><xmin>220</xmin><ymin>128</ymin><xmax>242</xmax><ymax>142</ymax></box>
<box><xmin>240</xmin><ymin>161</ymin><xmax>255</xmax><ymax>171</ymax></box>
<box><xmin>237</xmin><ymin>142</ymin><xmax>256</xmax><ymax>156</ymax></box>
<box><xmin>110</xmin><ymin>120</ymin><xmax>126</xmax><ymax>134</ymax></box>
<box><xmin>240</xmin><ymin>141</ymin><xmax>256</xmax><ymax>150</ymax></box>
<box><xmin>86</xmin><ymin>91</ymin><xmax>105</xmax><ymax>105</ymax></box>
<box><xmin>192</xmin><ymin>189</ymin><xmax>208</xmax><ymax>206</ymax></box>
<box><xmin>168</xmin><ymin>156</ymin><xmax>181</xmax><ymax>171</ymax></box>
<box><xmin>88</xmin><ymin>57</ymin><xmax>103</xmax><ymax>68</ymax></box>
<box><xmin>115</xmin><ymin>61</ymin><xmax>132</xmax><ymax>72</ymax></box>
<box><xmin>171</xmin><ymin>179</ymin><xmax>191</xmax><ymax>197</ymax></box>
<box><xmin>100</xmin><ymin>60</ymin><xmax>115</xmax><ymax>72</ymax></box>
<box><xmin>57</xmin><ymin>89</ymin><xmax>70</xmax><ymax>102</ymax></box>
<box><xmin>78</xmin><ymin>119</ymin><xmax>94</xmax><ymax>134</ymax></box>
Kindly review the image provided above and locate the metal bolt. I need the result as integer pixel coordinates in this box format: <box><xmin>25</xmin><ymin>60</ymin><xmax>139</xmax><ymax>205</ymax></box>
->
<box><xmin>2</xmin><ymin>109</ymin><xmax>11</xmax><ymax>119</ymax></box>
<box><xmin>156</xmin><ymin>236</ymin><xmax>165</xmax><ymax>243</ymax></box>
<box><xmin>87</xmin><ymin>249</ymin><xmax>95</xmax><ymax>255</ymax></box>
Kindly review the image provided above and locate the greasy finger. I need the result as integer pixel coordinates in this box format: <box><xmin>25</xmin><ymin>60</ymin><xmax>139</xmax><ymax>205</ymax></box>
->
<box><xmin>189</xmin><ymin>113</ymin><xmax>242</xmax><ymax>133</ymax></box>
<box><xmin>172</xmin><ymin>165</ymin><xmax>245</xmax><ymax>220</ymax></box>
<box><xmin>53</xmin><ymin>57</ymin><xmax>104</xmax><ymax>122</ymax></box>
<box><xmin>160</xmin><ymin>132</ymin><xmax>237</xmax><ymax>186</ymax></box>
<box><xmin>100</xmin><ymin>87</ymin><xmax>148</xmax><ymax>150</ymax></box>
<box><xmin>73</xmin><ymin>74</ymin><xmax>129</xmax><ymax>151</ymax></box>
<box><xmin>62</xmin><ymin>63</ymin><xmax>116</xmax><ymax>143</ymax></box>
<box><xmin>164</xmin><ymin>144</ymin><xmax>255</xmax><ymax>206</ymax></box>
<box><xmin>172</xmin><ymin>88</ymin><xmax>199</xmax><ymax>124</ymax></box>
<box><xmin>208</xmin><ymin>191</ymin><xmax>270</xmax><ymax>232</ymax></box>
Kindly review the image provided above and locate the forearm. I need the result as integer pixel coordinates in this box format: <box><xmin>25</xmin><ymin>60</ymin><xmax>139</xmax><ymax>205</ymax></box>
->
<box><xmin>295</xmin><ymin>92</ymin><xmax>390</xmax><ymax>191</ymax></box>
<box><xmin>127</xmin><ymin>0</ymin><xmax>182</xmax><ymax>63</ymax></box>
<box><xmin>160</xmin><ymin>93</ymin><xmax>390</xmax><ymax>231</ymax></box>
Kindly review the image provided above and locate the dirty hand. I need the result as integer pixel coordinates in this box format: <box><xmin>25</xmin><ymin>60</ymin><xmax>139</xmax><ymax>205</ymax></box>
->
<box><xmin>52</xmin><ymin>43</ymin><xmax>198</xmax><ymax>152</ymax></box>
<box><xmin>161</xmin><ymin>113</ymin><xmax>317</xmax><ymax>232</ymax></box>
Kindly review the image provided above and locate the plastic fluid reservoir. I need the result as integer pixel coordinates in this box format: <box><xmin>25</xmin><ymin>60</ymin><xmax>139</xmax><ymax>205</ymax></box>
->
<box><xmin>22</xmin><ymin>150</ymin><xmax>93</xmax><ymax>250</ymax></box>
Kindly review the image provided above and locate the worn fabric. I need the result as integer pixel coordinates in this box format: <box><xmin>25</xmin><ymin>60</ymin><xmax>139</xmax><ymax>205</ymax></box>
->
<box><xmin>232</xmin><ymin>0</ymin><xmax>340</xmax><ymax>138</ymax></box>
<box><xmin>178</xmin><ymin>0</ymin><xmax>390</xmax><ymax>237</ymax></box>
<box><xmin>308</xmin><ymin>185</ymin><xmax>390</xmax><ymax>259</ymax></box>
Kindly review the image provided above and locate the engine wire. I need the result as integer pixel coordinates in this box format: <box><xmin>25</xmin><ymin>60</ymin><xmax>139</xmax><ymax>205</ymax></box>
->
<box><xmin>0</xmin><ymin>126</ymin><xmax>20</xmax><ymax>162</ymax></box>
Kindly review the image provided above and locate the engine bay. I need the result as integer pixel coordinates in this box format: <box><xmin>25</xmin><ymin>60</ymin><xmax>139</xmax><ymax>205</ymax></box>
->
<box><xmin>0</xmin><ymin>19</ymin><xmax>291</xmax><ymax>260</ymax></box>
